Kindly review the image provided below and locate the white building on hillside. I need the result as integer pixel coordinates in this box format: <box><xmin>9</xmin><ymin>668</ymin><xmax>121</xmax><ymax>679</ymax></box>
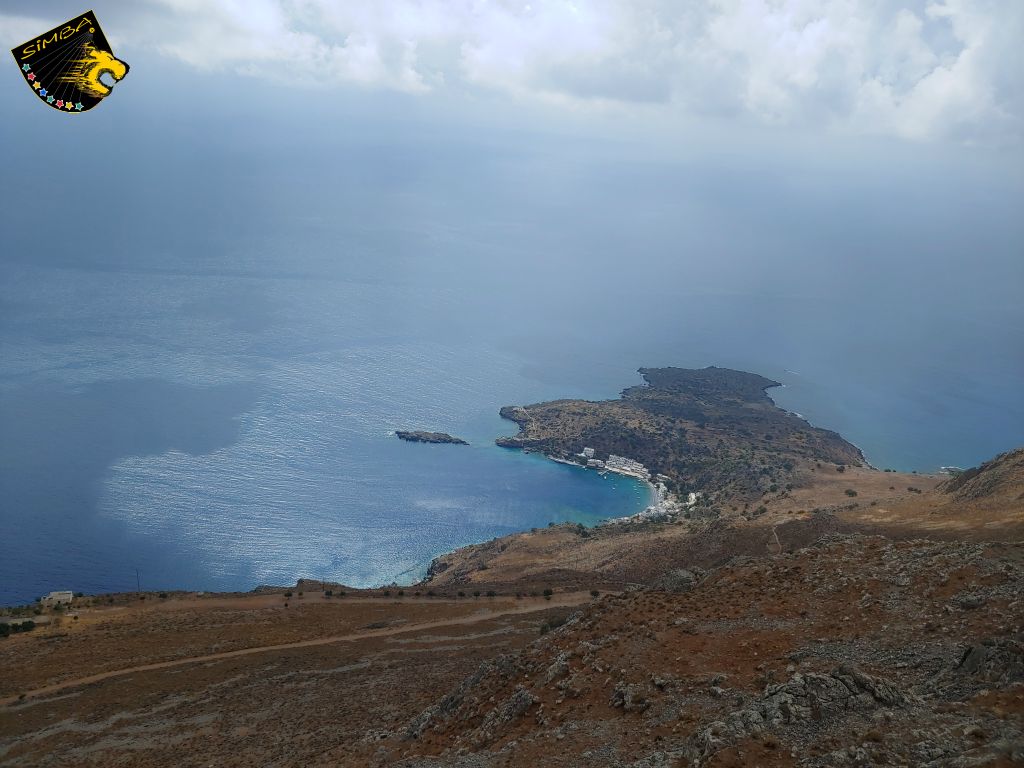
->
<box><xmin>41</xmin><ymin>591</ymin><xmax>74</xmax><ymax>607</ymax></box>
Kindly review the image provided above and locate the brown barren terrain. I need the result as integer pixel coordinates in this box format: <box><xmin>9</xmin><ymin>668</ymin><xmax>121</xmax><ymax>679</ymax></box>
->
<box><xmin>2</xmin><ymin>370</ymin><xmax>1021</xmax><ymax>767</ymax></box>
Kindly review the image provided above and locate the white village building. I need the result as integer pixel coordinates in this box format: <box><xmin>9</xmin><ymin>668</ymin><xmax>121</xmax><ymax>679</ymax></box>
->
<box><xmin>41</xmin><ymin>590</ymin><xmax>74</xmax><ymax>607</ymax></box>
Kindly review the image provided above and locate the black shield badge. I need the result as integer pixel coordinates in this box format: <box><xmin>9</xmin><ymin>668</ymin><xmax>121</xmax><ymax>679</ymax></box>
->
<box><xmin>11</xmin><ymin>10</ymin><xmax>128</xmax><ymax>113</ymax></box>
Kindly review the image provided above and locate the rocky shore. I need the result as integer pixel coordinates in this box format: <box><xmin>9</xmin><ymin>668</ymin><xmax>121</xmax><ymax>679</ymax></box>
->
<box><xmin>396</xmin><ymin>430</ymin><xmax>468</xmax><ymax>445</ymax></box>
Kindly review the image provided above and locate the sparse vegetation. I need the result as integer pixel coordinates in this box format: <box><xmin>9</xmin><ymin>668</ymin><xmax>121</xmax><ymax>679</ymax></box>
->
<box><xmin>539</xmin><ymin>613</ymin><xmax>568</xmax><ymax>635</ymax></box>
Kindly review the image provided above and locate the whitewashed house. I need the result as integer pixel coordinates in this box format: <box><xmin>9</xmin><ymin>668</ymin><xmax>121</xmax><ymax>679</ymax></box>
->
<box><xmin>41</xmin><ymin>590</ymin><xmax>74</xmax><ymax>607</ymax></box>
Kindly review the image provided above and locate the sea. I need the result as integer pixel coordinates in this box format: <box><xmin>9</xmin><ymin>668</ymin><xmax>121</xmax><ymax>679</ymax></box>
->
<box><xmin>1</xmin><ymin>71</ymin><xmax>1022</xmax><ymax>605</ymax></box>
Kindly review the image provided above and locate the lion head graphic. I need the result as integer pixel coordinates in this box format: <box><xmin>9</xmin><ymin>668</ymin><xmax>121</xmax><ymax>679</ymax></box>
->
<box><xmin>59</xmin><ymin>45</ymin><xmax>129</xmax><ymax>97</ymax></box>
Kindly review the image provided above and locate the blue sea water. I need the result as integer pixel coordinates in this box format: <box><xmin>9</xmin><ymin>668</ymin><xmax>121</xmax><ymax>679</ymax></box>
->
<box><xmin>1</xmin><ymin>70</ymin><xmax>1021</xmax><ymax>605</ymax></box>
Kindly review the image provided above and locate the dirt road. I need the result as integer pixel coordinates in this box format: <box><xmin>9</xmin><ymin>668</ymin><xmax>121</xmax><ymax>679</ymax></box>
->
<box><xmin>1</xmin><ymin>592</ymin><xmax>591</xmax><ymax>707</ymax></box>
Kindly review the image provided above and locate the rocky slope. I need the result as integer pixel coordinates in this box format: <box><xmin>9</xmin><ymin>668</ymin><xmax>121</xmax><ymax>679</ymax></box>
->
<box><xmin>394</xmin><ymin>534</ymin><xmax>1023</xmax><ymax>767</ymax></box>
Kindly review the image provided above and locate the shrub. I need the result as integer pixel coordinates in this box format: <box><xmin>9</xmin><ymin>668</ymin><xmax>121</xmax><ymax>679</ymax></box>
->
<box><xmin>473</xmin><ymin>590</ymin><xmax>481</xmax><ymax>598</ymax></box>
<box><xmin>427</xmin><ymin>590</ymin><xmax>436</xmax><ymax>597</ymax></box>
<box><xmin>486</xmin><ymin>590</ymin><xmax>496</xmax><ymax>597</ymax></box>
<box><xmin>543</xmin><ymin>588</ymin><xmax>553</xmax><ymax>601</ymax></box>
<box><xmin>284</xmin><ymin>591</ymin><xmax>293</xmax><ymax>598</ymax></box>
<box><xmin>539</xmin><ymin>614</ymin><xmax>568</xmax><ymax>635</ymax></box>
<box><xmin>845</xmin><ymin>489</ymin><xmax>858</xmax><ymax>497</ymax></box>
<box><xmin>159</xmin><ymin>592</ymin><xmax>168</xmax><ymax>599</ymax></box>
<box><xmin>382</xmin><ymin>590</ymin><xmax>391</xmax><ymax>597</ymax></box>
<box><xmin>325</xmin><ymin>589</ymin><xmax>333</xmax><ymax>597</ymax></box>
<box><xmin>590</xmin><ymin>590</ymin><xmax>600</xmax><ymax>598</ymax></box>
<box><xmin>458</xmin><ymin>591</ymin><xmax>466</xmax><ymax>597</ymax></box>
<box><xmin>397</xmin><ymin>590</ymin><xmax>405</xmax><ymax>597</ymax></box>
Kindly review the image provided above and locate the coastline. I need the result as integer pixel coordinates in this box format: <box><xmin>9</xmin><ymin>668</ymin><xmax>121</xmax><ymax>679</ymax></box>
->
<box><xmin>387</xmin><ymin>448</ymin><xmax>657</xmax><ymax>591</ymax></box>
<box><xmin>534</xmin><ymin>450</ymin><xmax>665</xmax><ymax>524</ymax></box>
<box><xmin>767</xmin><ymin>383</ymin><xmax>880</xmax><ymax>471</ymax></box>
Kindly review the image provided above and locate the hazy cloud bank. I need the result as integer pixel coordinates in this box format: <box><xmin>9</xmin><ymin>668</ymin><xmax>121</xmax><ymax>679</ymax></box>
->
<box><xmin>2</xmin><ymin>1</ymin><xmax>1021</xmax><ymax>143</ymax></box>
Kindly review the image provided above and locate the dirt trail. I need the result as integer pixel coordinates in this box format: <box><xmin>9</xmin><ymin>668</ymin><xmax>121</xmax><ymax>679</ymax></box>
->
<box><xmin>2</xmin><ymin>593</ymin><xmax>591</xmax><ymax>707</ymax></box>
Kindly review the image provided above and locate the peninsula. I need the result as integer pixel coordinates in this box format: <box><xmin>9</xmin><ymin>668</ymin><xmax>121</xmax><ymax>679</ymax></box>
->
<box><xmin>497</xmin><ymin>366</ymin><xmax>863</xmax><ymax>506</ymax></box>
<box><xmin>396</xmin><ymin>430</ymin><xmax>468</xmax><ymax>445</ymax></box>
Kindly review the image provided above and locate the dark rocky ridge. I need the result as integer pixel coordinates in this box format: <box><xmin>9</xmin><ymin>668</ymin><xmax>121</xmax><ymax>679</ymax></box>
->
<box><xmin>396</xmin><ymin>431</ymin><xmax>468</xmax><ymax>445</ymax></box>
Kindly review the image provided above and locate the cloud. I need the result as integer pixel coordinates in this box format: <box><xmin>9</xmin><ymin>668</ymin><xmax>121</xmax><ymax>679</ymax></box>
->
<box><xmin>2</xmin><ymin>1</ymin><xmax>1020</xmax><ymax>143</ymax></box>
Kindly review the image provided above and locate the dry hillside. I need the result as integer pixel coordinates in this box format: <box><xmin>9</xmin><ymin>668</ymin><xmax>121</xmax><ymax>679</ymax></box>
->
<box><xmin>1</xmin><ymin>449</ymin><xmax>1021</xmax><ymax>767</ymax></box>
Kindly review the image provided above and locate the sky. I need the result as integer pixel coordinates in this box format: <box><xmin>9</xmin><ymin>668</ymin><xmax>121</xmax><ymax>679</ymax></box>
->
<box><xmin>1</xmin><ymin>0</ymin><xmax>1022</xmax><ymax>145</ymax></box>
